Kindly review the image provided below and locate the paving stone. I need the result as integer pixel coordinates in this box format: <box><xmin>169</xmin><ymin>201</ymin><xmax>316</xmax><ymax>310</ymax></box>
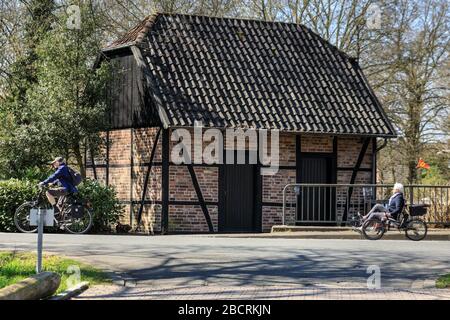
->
<box><xmin>76</xmin><ymin>284</ymin><xmax>450</xmax><ymax>300</ymax></box>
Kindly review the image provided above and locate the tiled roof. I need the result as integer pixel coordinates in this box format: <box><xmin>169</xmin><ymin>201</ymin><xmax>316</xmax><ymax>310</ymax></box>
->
<box><xmin>107</xmin><ymin>13</ymin><xmax>396</xmax><ymax>137</ymax></box>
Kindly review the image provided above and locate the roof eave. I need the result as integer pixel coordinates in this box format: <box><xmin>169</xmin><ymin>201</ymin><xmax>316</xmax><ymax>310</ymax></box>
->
<box><xmin>166</xmin><ymin>125</ymin><xmax>397</xmax><ymax>138</ymax></box>
<box><xmin>102</xmin><ymin>42</ymin><xmax>135</xmax><ymax>53</ymax></box>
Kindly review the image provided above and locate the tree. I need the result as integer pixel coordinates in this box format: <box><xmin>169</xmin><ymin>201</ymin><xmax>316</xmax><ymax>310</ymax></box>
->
<box><xmin>368</xmin><ymin>0</ymin><xmax>449</xmax><ymax>184</ymax></box>
<box><xmin>0</xmin><ymin>1</ymin><xmax>26</xmax><ymax>97</ymax></box>
<box><xmin>25</xmin><ymin>2</ymin><xmax>112</xmax><ymax>177</ymax></box>
<box><xmin>1</xmin><ymin>0</ymin><xmax>448</xmax><ymax>184</ymax></box>
<box><xmin>0</xmin><ymin>2</ymin><xmax>111</xmax><ymax>178</ymax></box>
<box><xmin>0</xmin><ymin>0</ymin><xmax>56</xmax><ymax>176</ymax></box>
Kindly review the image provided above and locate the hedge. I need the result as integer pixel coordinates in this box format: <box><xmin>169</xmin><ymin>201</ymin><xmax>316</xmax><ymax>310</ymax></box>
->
<box><xmin>77</xmin><ymin>179</ymin><xmax>124</xmax><ymax>233</ymax></box>
<box><xmin>0</xmin><ymin>179</ymin><xmax>37</xmax><ymax>232</ymax></box>
<box><xmin>0</xmin><ymin>178</ymin><xmax>124</xmax><ymax>233</ymax></box>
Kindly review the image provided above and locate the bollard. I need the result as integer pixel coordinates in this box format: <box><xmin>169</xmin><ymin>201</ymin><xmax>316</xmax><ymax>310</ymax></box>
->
<box><xmin>36</xmin><ymin>208</ymin><xmax>44</xmax><ymax>274</ymax></box>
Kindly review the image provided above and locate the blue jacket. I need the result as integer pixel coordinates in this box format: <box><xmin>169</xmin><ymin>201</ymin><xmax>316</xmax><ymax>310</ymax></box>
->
<box><xmin>387</xmin><ymin>193</ymin><xmax>405</xmax><ymax>218</ymax></box>
<box><xmin>42</xmin><ymin>164</ymin><xmax>78</xmax><ymax>193</ymax></box>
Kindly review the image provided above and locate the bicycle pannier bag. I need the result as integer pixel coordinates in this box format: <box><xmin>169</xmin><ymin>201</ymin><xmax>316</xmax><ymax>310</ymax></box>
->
<box><xmin>68</xmin><ymin>167</ymin><xmax>83</xmax><ymax>186</ymax></box>
<box><xmin>70</xmin><ymin>204</ymin><xmax>84</xmax><ymax>219</ymax></box>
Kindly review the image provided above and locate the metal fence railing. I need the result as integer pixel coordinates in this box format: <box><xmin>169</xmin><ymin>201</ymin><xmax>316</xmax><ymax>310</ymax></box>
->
<box><xmin>282</xmin><ymin>184</ymin><xmax>450</xmax><ymax>226</ymax></box>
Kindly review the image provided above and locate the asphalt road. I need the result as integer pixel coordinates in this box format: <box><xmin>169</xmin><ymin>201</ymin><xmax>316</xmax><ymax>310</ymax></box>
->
<box><xmin>1</xmin><ymin>232</ymin><xmax>449</xmax><ymax>291</ymax></box>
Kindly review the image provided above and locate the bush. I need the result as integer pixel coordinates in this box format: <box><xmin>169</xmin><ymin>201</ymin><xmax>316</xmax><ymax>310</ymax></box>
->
<box><xmin>1</xmin><ymin>166</ymin><xmax>52</xmax><ymax>181</ymax></box>
<box><xmin>77</xmin><ymin>178</ymin><xmax>124</xmax><ymax>233</ymax></box>
<box><xmin>0</xmin><ymin>179</ymin><xmax>38</xmax><ymax>232</ymax></box>
<box><xmin>0</xmin><ymin>178</ymin><xmax>124</xmax><ymax>233</ymax></box>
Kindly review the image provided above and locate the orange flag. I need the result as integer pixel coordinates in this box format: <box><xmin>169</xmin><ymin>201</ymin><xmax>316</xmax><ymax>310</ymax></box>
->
<box><xmin>416</xmin><ymin>158</ymin><xmax>430</xmax><ymax>169</ymax></box>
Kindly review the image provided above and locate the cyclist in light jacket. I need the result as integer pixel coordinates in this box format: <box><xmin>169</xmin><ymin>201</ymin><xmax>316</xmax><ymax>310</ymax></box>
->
<box><xmin>360</xmin><ymin>183</ymin><xmax>405</xmax><ymax>222</ymax></box>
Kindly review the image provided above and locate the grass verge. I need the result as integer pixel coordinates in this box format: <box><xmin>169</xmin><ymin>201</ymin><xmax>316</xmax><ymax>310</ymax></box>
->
<box><xmin>0</xmin><ymin>251</ymin><xmax>110</xmax><ymax>293</ymax></box>
<box><xmin>436</xmin><ymin>274</ymin><xmax>450</xmax><ymax>289</ymax></box>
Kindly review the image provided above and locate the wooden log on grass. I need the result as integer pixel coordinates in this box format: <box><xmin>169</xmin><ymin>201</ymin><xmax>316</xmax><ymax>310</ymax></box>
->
<box><xmin>0</xmin><ymin>272</ymin><xmax>61</xmax><ymax>300</ymax></box>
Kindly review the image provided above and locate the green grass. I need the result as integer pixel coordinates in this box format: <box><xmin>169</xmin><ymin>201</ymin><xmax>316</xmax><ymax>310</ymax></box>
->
<box><xmin>0</xmin><ymin>251</ymin><xmax>110</xmax><ymax>293</ymax></box>
<box><xmin>436</xmin><ymin>273</ymin><xmax>450</xmax><ymax>289</ymax></box>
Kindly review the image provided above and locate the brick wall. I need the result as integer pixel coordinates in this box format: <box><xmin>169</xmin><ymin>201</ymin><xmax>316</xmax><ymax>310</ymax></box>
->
<box><xmin>86</xmin><ymin>128</ymin><xmax>375</xmax><ymax>233</ymax></box>
<box><xmin>336</xmin><ymin>138</ymin><xmax>374</xmax><ymax>221</ymax></box>
<box><xmin>87</xmin><ymin>128</ymin><xmax>163</xmax><ymax>232</ymax></box>
<box><xmin>261</xmin><ymin>130</ymin><xmax>296</xmax><ymax>229</ymax></box>
<box><xmin>260</xmin><ymin>135</ymin><xmax>374</xmax><ymax>231</ymax></box>
<box><xmin>87</xmin><ymin>127</ymin><xmax>219</xmax><ymax>233</ymax></box>
<box><xmin>337</xmin><ymin>137</ymin><xmax>373</xmax><ymax>169</ymax></box>
<box><xmin>301</xmin><ymin>135</ymin><xmax>333</xmax><ymax>153</ymax></box>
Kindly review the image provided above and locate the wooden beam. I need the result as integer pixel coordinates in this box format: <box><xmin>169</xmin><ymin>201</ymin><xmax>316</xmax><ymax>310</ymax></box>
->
<box><xmin>106</xmin><ymin>131</ymin><xmax>110</xmax><ymax>186</ymax></box>
<box><xmin>372</xmin><ymin>138</ymin><xmax>377</xmax><ymax>184</ymax></box>
<box><xmin>89</xmin><ymin>147</ymin><xmax>98</xmax><ymax>180</ymax></box>
<box><xmin>254</xmin><ymin>134</ymin><xmax>263</xmax><ymax>232</ymax></box>
<box><xmin>187</xmin><ymin>164</ymin><xmax>214</xmax><ymax>232</ymax></box>
<box><xmin>84</xmin><ymin>142</ymin><xmax>87</xmax><ymax>177</ymax></box>
<box><xmin>161</xmin><ymin>128</ymin><xmax>170</xmax><ymax>234</ymax></box>
<box><xmin>337</xmin><ymin>167</ymin><xmax>373</xmax><ymax>172</ymax></box>
<box><xmin>120</xmin><ymin>200</ymin><xmax>219</xmax><ymax>206</ymax></box>
<box><xmin>341</xmin><ymin>137</ymin><xmax>371</xmax><ymax>225</ymax></box>
<box><xmin>130</xmin><ymin>45</ymin><xmax>170</xmax><ymax>128</ymax></box>
<box><xmin>295</xmin><ymin>135</ymin><xmax>301</xmax><ymax>223</ymax></box>
<box><xmin>332</xmin><ymin>136</ymin><xmax>338</xmax><ymax>183</ymax></box>
<box><xmin>218</xmin><ymin>162</ymin><xmax>226</xmax><ymax>232</ymax></box>
<box><xmin>130</xmin><ymin>128</ymin><xmax>134</xmax><ymax>229</ymax></box>
<box><xmin>169</xmin><ymin>128</ymin><xmax>214</xmax><ymax>232</ymax></box>
<box><xmin>136</xmin><ymin>128</ymin><xmax>161</xmax><ymax>229</ymax></box>
<box><xmin>295</xmin><ymin>135</ymin><xmax>301</xmax><ymax>183</ymax></box>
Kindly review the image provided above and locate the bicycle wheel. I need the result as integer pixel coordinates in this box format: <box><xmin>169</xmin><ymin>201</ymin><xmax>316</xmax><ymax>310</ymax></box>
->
<box><xmin>64</xmin><ymin>207</ymin><xmax>93</xmax><ymax>234</ymax></box>
<box><xmin>362</xmin><ymin>218</ymin><xmax>386</xmax><ymax>240</ymax></box>
<box><xmin>14</xmin><ymin>202</ymin><xmax>38</xmax><ymax>233</ymax></box>
<box><xmin>405</xmin><ymin>219</ymin><xmax>427</xmax><ymax>241</ymax></box>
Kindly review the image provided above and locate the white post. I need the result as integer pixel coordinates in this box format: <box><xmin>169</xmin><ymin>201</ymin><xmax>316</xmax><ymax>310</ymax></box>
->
<box><xmin>36</xmin><ymin>208</ymin><xmax>44</xmax><ymax>274</ymax></box>
<box><xmin>282</xmin><ymin>185</ymin><xmax>288</xmax><ymax>226</ymax></box>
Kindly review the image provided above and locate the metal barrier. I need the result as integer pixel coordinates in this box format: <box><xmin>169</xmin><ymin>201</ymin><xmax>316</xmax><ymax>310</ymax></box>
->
<box><xmin>282</xmin><ymin>184</ymin><xmax>450</xmax><ymax>226</ymax></box>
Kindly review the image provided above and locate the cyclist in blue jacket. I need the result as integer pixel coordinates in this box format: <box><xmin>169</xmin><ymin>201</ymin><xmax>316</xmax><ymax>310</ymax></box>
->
<box><xmin>39</xmin><ymin>157</ymin><xmax>78</xmax><ymax>213</ymax></box>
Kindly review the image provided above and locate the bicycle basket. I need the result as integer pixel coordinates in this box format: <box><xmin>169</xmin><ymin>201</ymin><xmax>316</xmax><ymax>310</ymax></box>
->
<box><xmin>409</xmin><ymin>204</ymin><xmax>429</xmax><ymax>216</ymax></box>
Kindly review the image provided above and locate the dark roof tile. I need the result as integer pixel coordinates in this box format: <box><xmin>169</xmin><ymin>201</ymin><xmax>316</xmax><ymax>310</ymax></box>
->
<box><xmin>107</xmin><ymin>13</ymin><xmax>396</xmax><ymax>136</ymax></box>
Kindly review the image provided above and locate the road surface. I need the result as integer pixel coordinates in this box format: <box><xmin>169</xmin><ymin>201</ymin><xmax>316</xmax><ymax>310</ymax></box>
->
<box><xmin>1</xmin><ymin>232</ymin><xmax>449</xmax><ymax>299</ymax></box>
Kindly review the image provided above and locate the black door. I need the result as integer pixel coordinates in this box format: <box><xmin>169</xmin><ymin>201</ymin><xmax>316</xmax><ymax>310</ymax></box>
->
<box><xmin>220</xmin><ymin>162</ymin><xmax>255</xmax><ymax>232</ymax></box>
<box><xmin>297</xmin><ymin>156</ymin><xmax>336</xmax><ymax>223</ymax></box>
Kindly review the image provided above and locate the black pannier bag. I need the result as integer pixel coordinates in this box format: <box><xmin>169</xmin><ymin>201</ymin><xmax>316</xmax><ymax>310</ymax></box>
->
<box><xmin>409</xmin><ymin>204</ymin><xmax>429</xmax><ymax>216</ymax></box>
<box><xmin>70</xmin><ymin>201</ymin><xmax>85</xmax><ymax>219</ymax></box>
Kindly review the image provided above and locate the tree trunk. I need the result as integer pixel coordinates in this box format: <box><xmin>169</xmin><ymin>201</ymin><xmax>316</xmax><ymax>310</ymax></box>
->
<box><xmin>73</xmin><ymin>143</ymin><xmax>86</xmax><ymax>178</ymax></box>
<box><xmin>0</xmin><ymin>272</ymin><xmax>60</xmax><ymax>300</ymax></box>
<box><xmin>408</xmin><ymin>160</ymin><xmax>417</xmax><ymax>184</ymax></box>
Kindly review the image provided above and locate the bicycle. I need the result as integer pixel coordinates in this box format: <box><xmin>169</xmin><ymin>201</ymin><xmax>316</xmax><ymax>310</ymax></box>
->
<box><xmin>14</xmin><ymin>185</ymin><xmax>93</xmax><ymax>234</ymax></box>
<box><xmin>359</xmin><ymin>204</ymin><xmax>428</xmax><ymax>241</ymax></box>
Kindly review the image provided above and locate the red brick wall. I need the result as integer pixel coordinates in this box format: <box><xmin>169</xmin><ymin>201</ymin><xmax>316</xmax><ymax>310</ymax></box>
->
<box><xmin>87</xmin><ymin>127</ymin><xmax>219</xmax><ymax>233</ymax></box>
<box><xmin>336</xmin><ymin>138</ymin><xmax>374</xmax><ymax>221</ymax></box>
<box><xmin>169</xmin><ymin>205</ymin><xmax>218</xmax><ymax>233</ymax></box>
<box><xmin>301</xmin><ymin>135</ymin><xmax>333</xmax><ymax>153</ymax></box>
<box><xmin>86</xmin><ymin>129</ymin><xmax>375</xmax><ymax>233</ymax></box>
<box><xmin>260</xmin><ymin>134</ymin><xmax>292</xmax><ymax>231</ymax></box>
<box><xmin>337</xmin><ymin>137</ymin><xmax>373</xmax><ymax>170</ymax></box>
<box><xmin>259</xmin><ymin>135</ymin><xmax>374</xmax><ymax>231</ymax></box>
